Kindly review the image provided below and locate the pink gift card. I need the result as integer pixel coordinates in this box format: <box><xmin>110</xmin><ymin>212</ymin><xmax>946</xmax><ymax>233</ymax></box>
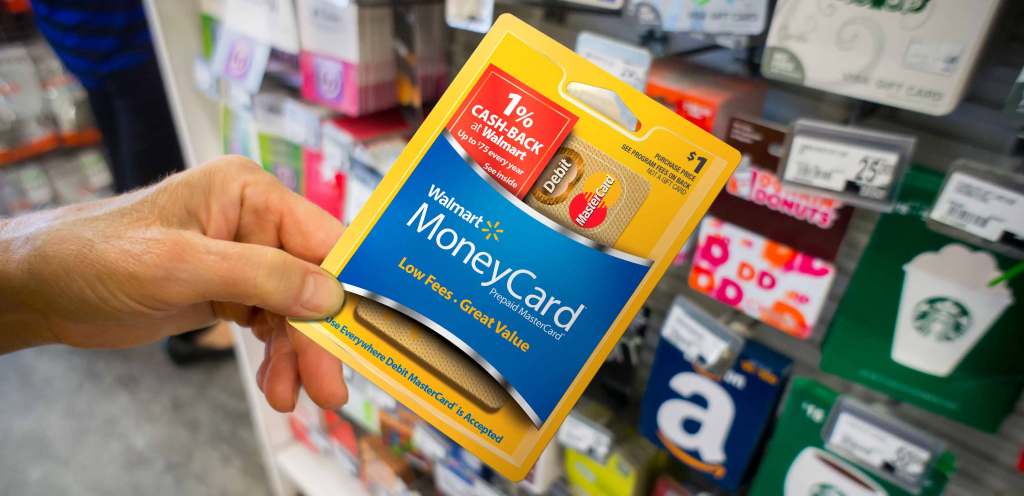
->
<box><xmin>688</xmin><ymin>216</ymin><xmax>836</xmax><ymax>339</ymax></box>
<box><xmin>300</xmin><ymin>52</ymin><xmax>397</xmax><ymax>117</ymax></box>
<box><xmin>302</xmin><ymin>148</ymin><xmax>345</xmax><ymax>220</ymax></box>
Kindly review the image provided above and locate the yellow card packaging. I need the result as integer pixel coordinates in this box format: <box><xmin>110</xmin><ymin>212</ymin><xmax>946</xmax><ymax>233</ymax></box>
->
<box><xmin>290</xmin><ymin>14</ymin><xmax>739</xmax><ymax>480</ymax></box>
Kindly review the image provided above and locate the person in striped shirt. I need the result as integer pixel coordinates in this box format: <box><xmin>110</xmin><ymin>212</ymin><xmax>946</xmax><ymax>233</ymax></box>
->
<box><xmin>30</xmin><ymin>0</ymin><xmax>234</xmax><ymax>364</ymax></box>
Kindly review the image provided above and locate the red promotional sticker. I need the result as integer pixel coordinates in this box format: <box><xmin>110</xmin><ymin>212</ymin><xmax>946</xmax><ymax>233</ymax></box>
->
<box><xmin>447</xmin><ymin>65</ymin><xmax>577</xmax><ymax>198</ymax></box>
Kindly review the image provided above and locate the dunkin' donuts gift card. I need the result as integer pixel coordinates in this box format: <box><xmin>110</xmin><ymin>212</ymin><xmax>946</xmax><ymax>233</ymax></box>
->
<box><xmin>711</xmin><ymin>117</ymin><xmax>852</xmax><ymax>262</ymax></box>
<box><xmin>688</xmin><ymin>216</ymin><xmax>837</xmax><ymax>340</ymax></box>
<box><xmin>290</xmin><ymin>15</ymin><xmax>739</xmax><ymax>479</ymax></box>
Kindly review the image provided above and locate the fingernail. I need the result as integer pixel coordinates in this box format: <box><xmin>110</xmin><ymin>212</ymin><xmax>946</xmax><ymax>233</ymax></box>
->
<box><xmin>299</xmin><ymin>271</ymin><xmax>345</xmax><ymax>317</ymax></box>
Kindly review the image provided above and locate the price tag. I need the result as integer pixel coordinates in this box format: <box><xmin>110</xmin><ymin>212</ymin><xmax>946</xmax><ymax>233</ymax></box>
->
<box><xmin>826</xmin><ymin>412</ymin><xmax>931</xmax><ymax>484</ymax></box>
<box><xmin>929</xmin><ymin>170</ymin><xmax>1024</xmax><ymax>253</ymax></box>
<box><xmin>446</xmin><ymin>0</ymin><xmax>494</xmax><ymax>34</ymax></box>
<box><xmin>784</xmin><ymin>135</ymin><xmax>899</xmax><ymax>197</ymax></box>
<box><xmin>575</xmin><ymin>31</ymin><xmax>652</xmax><ymax>91</ymax></box>
<box><xmin>556</xmin><ymin>412</ymin><xmax>612</xmax><ymax>463</ymax></box>
<box><xmin>780</xmin><ymin>119</ymin><xmax>914</xmax><ymax>210</ymax></box>
<box><xmin>630</xmin><ymin>0</ymin><xmax>769</xmax><ymax>36</ymax></box>
<box><xmin>661</xmin><ymin>301</ymin><xmax>729</xmax><ymax>368</ymax></box>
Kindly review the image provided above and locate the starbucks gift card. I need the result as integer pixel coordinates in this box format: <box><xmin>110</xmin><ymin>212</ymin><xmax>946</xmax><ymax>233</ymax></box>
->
<box><xmin>763</xmin><ymin>0</ymin><xmax>1001</xmax><ymax>115</ymax></box>
<box><xmin>712</xmin><ymin>117</ymin><xmax>853</xmax><ymax>261</ymax></box>
<box><xmin>689</xmin><ymin>215</ymin><xmax>837</xmax><ymax>340</ymax></box>
<box><xmin>821</xmin><ymin>166</ymin><xmax>1023</xmax><ymax>432</ymax></box>
<box><xmin>749</xmin><ymin>378</ymin><xmax>954</xmax><ymax>496</ymax></box>
<box><xmin>640</xmin><ymin>298</ymin><xmax>791</xmax><ymax>491</ymax></box>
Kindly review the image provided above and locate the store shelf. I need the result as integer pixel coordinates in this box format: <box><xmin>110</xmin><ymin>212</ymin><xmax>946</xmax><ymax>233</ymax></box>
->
<box><xmin>142</xmin><ymin>2</ymin><xmax>365</xmax><ymax>495</ymax></box>
<box><xmin>275</xmin><ymin>443</ymin><xmax>369</xmax><ymax>496</ymax></box>
<box><xmin>143</xmin><ymin>0</ymin><xmax>220</xmax><ymax>168</ymax></box>
<box><xmin>141</xmin><ymin>1</ymin><xmax>1024</xmax><ymax>495</ymax></box>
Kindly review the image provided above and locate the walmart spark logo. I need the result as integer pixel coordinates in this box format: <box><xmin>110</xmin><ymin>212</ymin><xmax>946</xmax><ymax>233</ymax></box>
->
<box><xmin>481</xmin><ymin>220</ymin><xmax>504</xmax><ymax>241</ymax></box>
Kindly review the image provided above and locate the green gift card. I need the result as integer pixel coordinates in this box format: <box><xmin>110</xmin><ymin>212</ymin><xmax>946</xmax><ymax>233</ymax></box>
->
<box><xmin>200</xmin><ymin>13</ymin><xmax>219</xmax><ymax>61</ymax></box>
<box><xmin>820</xmin><ymin>167</ymin><xmax>1023</xmax><ymax>432</ymax></box>
<box><xmin>257</xmin><ymin>132</ymin><xmax>304</xmax><ymax>194</ymax></box>
<box><xmin>749</xmin><ymin>378</ymin><xmax>954</xmax><ymax>496</ymax></box>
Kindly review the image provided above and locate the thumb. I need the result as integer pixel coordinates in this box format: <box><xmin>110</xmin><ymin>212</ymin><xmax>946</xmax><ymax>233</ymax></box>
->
<box><xmin>183</xmin><ymin>236</ymin><xmax>345</xmax><ymax>319</ymax></box>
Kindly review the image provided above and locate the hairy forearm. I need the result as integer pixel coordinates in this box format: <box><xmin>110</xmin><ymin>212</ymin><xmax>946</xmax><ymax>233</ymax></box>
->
<box><xmin>0</xmin><ymin>214</ymin><xmax>58</xmax><ymax>353</ymax></box>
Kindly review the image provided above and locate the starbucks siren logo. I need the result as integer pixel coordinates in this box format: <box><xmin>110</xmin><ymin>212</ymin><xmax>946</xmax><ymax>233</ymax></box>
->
<box><xmin>911</xmin><ymin>296</ymin><xmax>972</xmax><ymax>341</ymax></box>
<box><xmin>810</xmin><ymin>483</ymin><xmax>847</xmax><ymax>496</ymax></box>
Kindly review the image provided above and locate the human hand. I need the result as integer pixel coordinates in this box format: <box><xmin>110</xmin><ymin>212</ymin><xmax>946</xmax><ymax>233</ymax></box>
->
<box><xmin>0</xmin><ymin>156</ymin><xmax>347</xmax><ymax>412</ymax></box>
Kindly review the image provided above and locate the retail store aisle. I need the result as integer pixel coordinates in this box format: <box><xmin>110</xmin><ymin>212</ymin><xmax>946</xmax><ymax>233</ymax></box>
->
<box><xmin>0</xmin><ymin>343</ymin><xmax>269</xmax><ymax>496</ymax></box>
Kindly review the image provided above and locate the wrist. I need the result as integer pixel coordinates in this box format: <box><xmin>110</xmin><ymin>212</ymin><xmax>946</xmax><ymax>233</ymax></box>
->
<box><xmin>0</xmin><ymin>214</ymin><xmax>58</xmax><ymax>352</ymax></box>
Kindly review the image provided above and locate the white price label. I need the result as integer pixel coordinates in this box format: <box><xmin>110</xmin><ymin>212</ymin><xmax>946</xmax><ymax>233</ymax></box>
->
<box><xmin>575</xmin><ymin>32</ymin><xmax>652</xmax><ymax>91</ymax></box>
<box><xmin>637</xmin><ymin>0</ymin><xmax>769</xmax><ymax>36</ymax></box>
<box><xmin>446</xmin><ymin>0</ymin><xmax>494</xmax><ymax>34</ymax></box>
<box><xmin>930</xmin><ymin>172</ymin><xmax>1024</xmax><ymax>243</ymax></box>
<box><xmin>557</xmin><ymin>413</ymin><xmax>612</xmax><ymax>462</ymax></box>
<box><xmin>827</xmin><ymin>412</ymin><xmax>931</xmax><ymax>482</ymax></box>
<box><xmin>785</xmin><ymin>135</ymin><xmax>900</xmax><ymax>199</ymax></box>
<box><xmin>661</xmin><ymin>303</ymin><xmax>728</xmax><ymax>368</ymax></box>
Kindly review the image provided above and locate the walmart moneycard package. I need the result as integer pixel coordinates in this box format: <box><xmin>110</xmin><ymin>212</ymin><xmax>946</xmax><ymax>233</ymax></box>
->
<box><xmin>290</xmin><ymin>15</ymin><xmax>739</xmax><ymax>479</ymax></box>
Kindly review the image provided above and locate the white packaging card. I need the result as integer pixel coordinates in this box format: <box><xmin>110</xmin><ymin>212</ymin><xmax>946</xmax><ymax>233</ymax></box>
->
<box><xmin>556</xmin><ymin>412</ymin><xmax>612</xmax><ymax>463</ymax></box>
<box><xmin>210</xmin><ymin>29</ymin><xmax>270</xmax><ymax>95</ymax></box>
<box><xmin>224</xmin><ymin>0</ymin><xmax>300</xmax><ymax>53</ymax></box>
<box><xmin>296</xmin><ymin>0</ymin><xmax>375</xmax><ymax>61</ymax></box>
<box><xmin>930</xmin><ymin>172</ymin><xmax>1024</xmax><ymax>246</ymax></box>
<box><xmin>783</xmin><ymin>135</ymin><xmax>900</xmax><ymax>199</ymax></box>
<box><xmin>446</xmin><ymin>0</ymin><xmax>494</xmax><ymax>34</ymax></box>
<box><xmin>827</xmin><ymin>412</ymin><xmax>931</xmax><ymax>484</ymax></box>
<box><xmin>661</xmin><ymin>301</ymin><xmax>728</xmax><ymax>368</ymax></box>
<box><xmin>575</xmin><ymin>31</ymin><xmax>652</xmax><ymax>91</ymax></box>
<box><xmin>763</xmin><ymin>0</ymin><xmax>1000</xmax><ymax>115</ymax></box>
<box><xmin>630</xmin><ymin>0</ymin><xmax>768</xmax><ymax>36</ymax></box>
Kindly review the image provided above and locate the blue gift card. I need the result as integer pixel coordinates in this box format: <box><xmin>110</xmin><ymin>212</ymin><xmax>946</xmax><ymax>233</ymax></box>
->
<box><xmin>640</xmin><ymin>310</ymin><xmax>791</xmax><ymax>491</ymax></box>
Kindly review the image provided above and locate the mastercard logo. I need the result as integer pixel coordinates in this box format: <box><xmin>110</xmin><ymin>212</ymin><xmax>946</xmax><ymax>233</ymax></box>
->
<box><xmin>568</xmin><ymin>172</ymin><xmax>622</xmax><ymax>229</ymax></box>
